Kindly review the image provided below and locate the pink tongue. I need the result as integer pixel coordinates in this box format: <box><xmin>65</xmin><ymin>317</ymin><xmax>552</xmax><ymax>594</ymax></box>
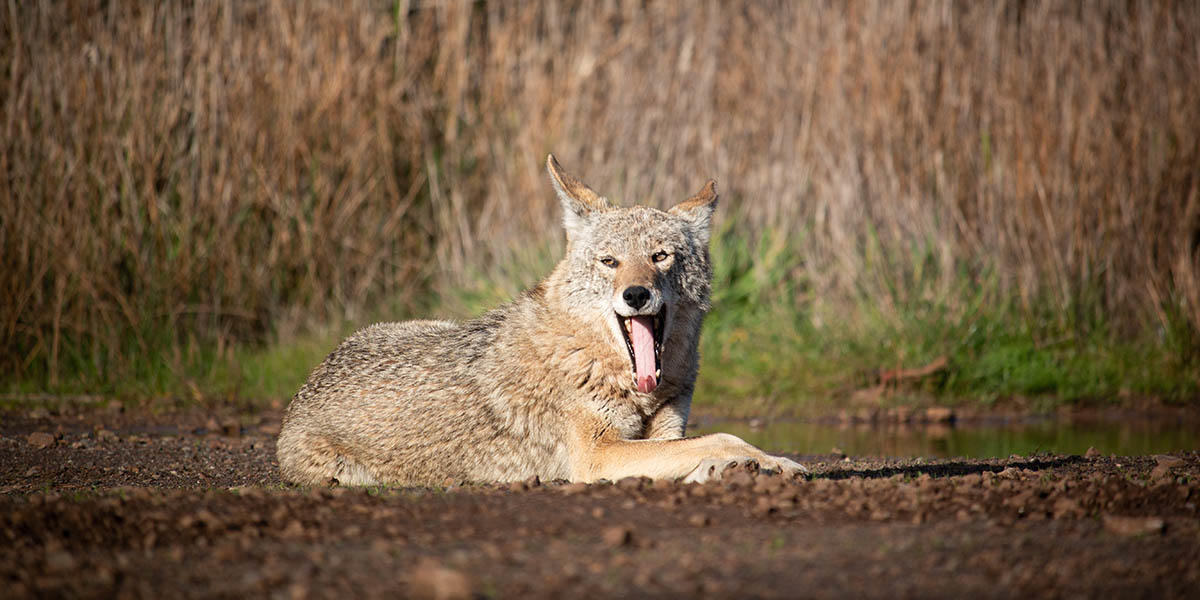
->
<box><xmin>630</xmin><ymin>316</ymin><xmax>657</xmax><ymax>393</ymax></box>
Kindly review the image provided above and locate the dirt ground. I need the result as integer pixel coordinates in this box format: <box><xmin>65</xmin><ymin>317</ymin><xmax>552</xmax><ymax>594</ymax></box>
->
<box><xmin>2</xmin><ymin>405</ymin><xmax>1198</xmax><ymax>599</ymax></box>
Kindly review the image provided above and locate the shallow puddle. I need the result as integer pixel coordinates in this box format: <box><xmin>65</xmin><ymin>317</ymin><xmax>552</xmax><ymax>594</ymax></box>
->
<box><xmin>692</xmin><ymin>416</ymin><xmax>1200</xmax><ymax>458</ymax></box>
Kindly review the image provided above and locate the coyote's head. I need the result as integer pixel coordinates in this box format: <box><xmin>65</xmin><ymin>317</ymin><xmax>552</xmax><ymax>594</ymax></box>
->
<box><xmin>546</xmin><ymin>155</ymin><xmax>717</xmax><ymax>394</ymax></box>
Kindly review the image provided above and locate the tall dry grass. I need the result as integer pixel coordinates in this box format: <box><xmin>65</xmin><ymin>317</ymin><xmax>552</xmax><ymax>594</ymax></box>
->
<box><xmin>3</xmin><ymin>1</ymin><xmax>1198</xmax><ymax>388</ymax></box>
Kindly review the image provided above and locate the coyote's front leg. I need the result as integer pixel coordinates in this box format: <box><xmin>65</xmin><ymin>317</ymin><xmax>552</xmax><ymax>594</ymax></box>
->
<box><xmin>643</xmin><ymin>395</ymin><xmax>691</xmax><ymax>439</ymax></box>
<box><xmin>577</xmin><ymin>433</ymin><xmax>807</xmax><ymax>483</ymax></box>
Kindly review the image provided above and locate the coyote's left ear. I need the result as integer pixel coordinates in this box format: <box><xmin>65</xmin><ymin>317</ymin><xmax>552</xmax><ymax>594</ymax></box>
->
<box><xmin>669</xmin><ymin>180</ymin><xmax>719</xmax><ymax>245</ymax></box>
<box><xmin>547</xmin><ymin>154</ymin><xmax>610</xmax><ymax>240</ymax></box>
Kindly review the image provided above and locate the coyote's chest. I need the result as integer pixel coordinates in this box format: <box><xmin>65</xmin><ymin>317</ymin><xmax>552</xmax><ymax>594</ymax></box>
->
<box><xmin>543</xmin><ymin>328</ymin><xmax>665</xmax><ymax>437</ymax></box>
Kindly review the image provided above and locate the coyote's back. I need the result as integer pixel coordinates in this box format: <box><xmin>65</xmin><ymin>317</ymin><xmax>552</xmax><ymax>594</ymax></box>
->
<box><xmin>277</xmin><ymin>155</ymin><xmax>806</xmax><ymax>486</ymax></box>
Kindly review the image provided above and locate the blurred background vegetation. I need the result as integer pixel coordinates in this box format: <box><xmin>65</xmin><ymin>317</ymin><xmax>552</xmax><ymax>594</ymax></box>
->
<box><xmin>2</xmin><ymin>0</ymin><xmax>1198</xmax><ymax>410</ymax></box>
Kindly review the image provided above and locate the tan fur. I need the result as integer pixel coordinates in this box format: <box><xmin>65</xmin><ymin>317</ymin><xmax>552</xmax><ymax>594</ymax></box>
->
<box><xmin>276</xmin><ymin>155</ymin><xmax>806</xmax><ymax>486</ymax></box>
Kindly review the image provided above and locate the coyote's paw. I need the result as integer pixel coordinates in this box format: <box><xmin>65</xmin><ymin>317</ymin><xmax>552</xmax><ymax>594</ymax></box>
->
<box><xmin>761</xmin><ymin>454</ymin><xmax>809</xmax><ymax>477</ymax></box>
<box><xmin>681</xmin><ymin>454</ymin><xmax>807</xmax><ymax>484</ymax></box>
<box><xmin>682</xmin><ymin>456</ymin><xmax>756</xmax><ymax>484</ymax></box>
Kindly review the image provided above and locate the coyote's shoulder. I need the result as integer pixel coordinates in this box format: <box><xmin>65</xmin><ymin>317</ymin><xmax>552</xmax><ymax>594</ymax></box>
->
<box><xmin>277</xmin><ymin>155</ymin><xmax>805</xmax><ymax>486</ymax></box>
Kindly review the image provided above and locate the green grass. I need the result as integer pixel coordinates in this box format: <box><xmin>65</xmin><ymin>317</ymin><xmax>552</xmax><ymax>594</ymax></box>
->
<box><xmin>4</xmin><ymin>227</ymin><xmax>1196</xmax><ymax>412</ymax></box>
<box><xmin>691</xmin><ymin>227</ymin><xmax>1198</xmax><ymax>412</ymax></box>
<box><xmin>1</xmin><ymin>313</ymin><xmax>349</xmax><ymax>409</ymax></box>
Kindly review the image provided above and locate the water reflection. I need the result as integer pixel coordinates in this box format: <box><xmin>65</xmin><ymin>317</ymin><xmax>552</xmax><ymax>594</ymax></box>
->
<box><xmin>691</xmin><ymin>417</ymin><xmax>1200</xmax><ymax>458</ymax></box>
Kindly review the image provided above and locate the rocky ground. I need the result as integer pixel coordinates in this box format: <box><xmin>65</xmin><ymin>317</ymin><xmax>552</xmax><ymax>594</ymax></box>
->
<box><xmin>1</xmin><ymin>406</ymin><xmax>1198</xmax><ymax>599</ymax></box>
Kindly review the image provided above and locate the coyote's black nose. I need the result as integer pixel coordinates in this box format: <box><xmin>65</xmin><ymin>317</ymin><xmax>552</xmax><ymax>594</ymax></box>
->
<box><xmin>623</xmin><ymin>286</ymin><xmax>651</xmax><ymax>310</ymax></box>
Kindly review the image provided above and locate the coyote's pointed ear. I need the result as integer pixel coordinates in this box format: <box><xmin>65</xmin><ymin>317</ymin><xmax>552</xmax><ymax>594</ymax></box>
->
<box><xmin>669</xmin><ymin>180</ymin><xmax>719</xmax><ymax>245</ymax></box>
<box><xmin>547</xmin><ymin>154</ymin><xmax>609</xmax><ymax>239</ymax></box>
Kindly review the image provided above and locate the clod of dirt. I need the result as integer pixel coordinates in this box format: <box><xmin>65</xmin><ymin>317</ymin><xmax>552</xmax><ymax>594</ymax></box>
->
<box><xmin>280</xmin><ymin>520</ymin><xmax>306</xmax><ymax>539</ymax></box>
<box><xmin>1150</xmin><ymin>455</ymin><xmax>1185</xmax><ymax>480</ymax></box>
<box><xmin>1053</xmin><ymin>498</ymin><xmax>1083</xmax><ymax>518</ymax></box>
<box><xmin>1156</xmin><ymin>455</ymin><xmax>1185</xmax><ymax>468</ymax></box>
<box><xmin>43</xmin><ymin>549</ymin><xmax>76</xmax><ymax>574</ymax></box>
<box><xmin>724</xmin><ymin>470</ymin><xmax>755</xmax><ymax>489</ymax></box>
<box><xmin>1103</xmin><ymin>515</ymin><xmax>1166</xmax><ymax>537</ymax></box>
<box><xmin>26</xmin><ymin>432</ymin><xmax>55</xmax><ymax>448</ymax></box>
<box><xmin>753</xmin><ymin>474</ymin><xmax>785</xmax><ymax>494</ymax></box>
<box><xmin>558</xmin><ymin>482</ymin><xmax>588</xmax><ymax>495</ymax></box>
<box><xmin>1085</xmin><ymin>447</ymin><xmax>1102</xmax><ymax>458</ymax></box>
<box><xmin>407</xmin><ymin>558</ymin><xmax>472</xmax><ymax>600</ymax></box>
<box><xmin>616</xmin><ymin>477</ymin><xmax>644</xmax><ymax>491</ymax></box>
<box><xmin>220</xmin><ymin>419</ymin><xmax>241</xmax><ymax>437</ymax></box>
<box><xmin>998</xmin><ymin>467</ymin><xmax>1023</xmax><ymax>479</ymax></box>
<box><xmin>602</xmin><ymin>526</ymin><xmax>634</xmax><ymax>547</ymax></box>
<box><xmin>752</xmin><ymin>496</ymin><xmax>777</xmax><ymax>517</ymax></box>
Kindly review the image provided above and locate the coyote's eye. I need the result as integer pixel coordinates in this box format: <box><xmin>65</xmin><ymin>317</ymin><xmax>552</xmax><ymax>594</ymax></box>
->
<box><xmin>651</xmin><ymin>251</ymin><xmax>670</xmax><ymax>263</ymax></box>
<box><xmin>600</xmin><ymin>256</ymin><xmax>619</xmax><ymax>268</ymax></box>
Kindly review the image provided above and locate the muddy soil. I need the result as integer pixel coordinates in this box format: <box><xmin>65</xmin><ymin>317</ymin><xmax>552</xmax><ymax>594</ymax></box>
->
<box><xmin>2</xmin><ymin>406</ymin><xmax>1198</xmax><ymax>599</ymax></box>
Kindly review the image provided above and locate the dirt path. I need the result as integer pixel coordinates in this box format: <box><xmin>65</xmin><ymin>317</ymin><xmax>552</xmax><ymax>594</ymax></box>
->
<box><xmin>2</xmin><ymin>407</ymin><xmax>1198</xmax><ymax>598</ymax></box>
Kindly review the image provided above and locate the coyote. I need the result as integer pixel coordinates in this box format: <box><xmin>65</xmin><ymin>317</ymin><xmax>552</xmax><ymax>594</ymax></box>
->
<box><xmin>277</xmin><ymin>155</ymin><xmax>806</xmax><ymax>486</ymax></box>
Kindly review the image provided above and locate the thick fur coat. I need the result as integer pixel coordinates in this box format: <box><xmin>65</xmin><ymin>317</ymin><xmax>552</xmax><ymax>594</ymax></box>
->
<box><xmin>277</xmin><ymin>155</ymin><xmax>806</xmax><ymax>486</ymax></box>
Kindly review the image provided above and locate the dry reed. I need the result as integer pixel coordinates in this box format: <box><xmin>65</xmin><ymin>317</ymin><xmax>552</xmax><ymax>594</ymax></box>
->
<box><xmin>2</xmin><ymin>0</ymin><xmax>1198</xmax><ymax>386</ymax></box>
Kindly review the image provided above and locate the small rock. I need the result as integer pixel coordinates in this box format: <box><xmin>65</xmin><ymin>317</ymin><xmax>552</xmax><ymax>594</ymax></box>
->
<box><xmin>1102</xmin><ymin>515</ymin><xmax>1165</xmax><ymax>537</ymax></box>
<box><xmin>602</xmin><ymin>526</ymin><xmax>634</xmax><ymax>547</ymax></box>
<box><xmin>752</xmin><ymin>496</ymin><xmax>776</xmax><ymax>517</ymax></box>
<box><xmin>724</xmin><ymin>470</ymin><xmax>754</xmax><ymax>489</ymax></box>
<box><xmin>281</xmin><ymin>520</ymin><xmax>306</xmax><ymax>539</ymax></box>
<box><xmin>407</xmin><ymin>558</ymin><xmax>472</xmax><ymax>600</ymax></box>
<box><xmin>221</xmin><ymin>419</ymin><xmax>241</xmax><ymax>437</ymax></box>
<box><xmin>44</xmin><ymin>549</ymin><xmax>76</xmax><ymax>573</ymax></box>
<box><xmin>687</xmin><ymin>514</ymin><xmax>712</xmax><ymax>527</ymax></box>
<box><xmin>559</xmin><ymin>482</ymin><xmax>588</xmax><ymax>495</ymax></box>
<box><xmin>26</xmin><ymin>432</ymin><xmax>55</xmax><ymax>448</ymax></box>
<box><xmin>998</xmin><ymin>467</ymin><xmax>1022</xmax><ymax>479</ymax></box>
<box><xmin>753</xmin><ymin>473</ymin><xmax>784</xmax><ymax>493</ymax></box>
<box><xmin>615</xmin><ymin>476</ymin><xmax>644</xmax><ymax>491</ymax></box>
<box><xmin>287</xmin><ymin>583</ymin><xmax>309</xmax><ymax>600</ymax></box>
<box><xmin>1084</xmin><ymin>447</ymin><xmax>1101</xmax><ymax>458</ymax></box>
<box><xmin>1154</xmin><ymin>455</ymin><xmax>1185</xmax><ymax>468</ymax></box>
<box><xmin>1052</xmin><ymin>497</ymin><xmax>1083</xmax><ymax>518</ymax></box>
<box><xmin>1151</xmin><ymin>455</ymin><xmax>1185</xmax><ymax>480</ymax></box>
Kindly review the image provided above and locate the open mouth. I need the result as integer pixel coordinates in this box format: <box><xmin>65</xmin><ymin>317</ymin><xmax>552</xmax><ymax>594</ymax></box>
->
<box><xmin>618</xmin><ymin>309</ymin><xmax>664</xmax><ymax>393</ymax></box>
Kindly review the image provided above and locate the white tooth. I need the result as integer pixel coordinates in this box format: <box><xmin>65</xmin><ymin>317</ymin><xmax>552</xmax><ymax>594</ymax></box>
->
<box><xmin>624</xmin><ymin>319</ymin><xmax>632</xmax><ymax>333</ymax></box>
<box><xmin>655</xmin><ymin>369</ymin><xmax>661</xmax><ymax>378</ymax></box>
